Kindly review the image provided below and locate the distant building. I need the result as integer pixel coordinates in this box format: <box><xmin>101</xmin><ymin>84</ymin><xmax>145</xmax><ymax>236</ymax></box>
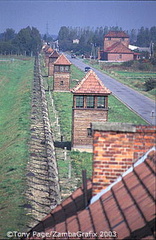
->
<box><xmin>71</xmin><ymin>70</ymin><xmax>111</xmax><ymax>152</ymax></box>
<box><xmin>99</xmin><ymin>31</ymin><xmax>139</xmax><ymax>61</ymax></box>
<box><xmin>53</xmin><ymin>54</ymin><xmax>72</xmax><ymax>92</ymax></box>
<box><xmin>73</xmin><ymin>39</ymin><xmax>79</xmax><ymax>44</ymax></box>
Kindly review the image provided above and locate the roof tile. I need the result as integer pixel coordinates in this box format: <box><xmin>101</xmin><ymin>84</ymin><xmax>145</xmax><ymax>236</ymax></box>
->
<box><xmin>78</xmin><ymin>209</ymin><xmax>93</xmax><ymax>232</ymax></box>
<box><xmin>89</xmin><ymin>199</ymin><xmax>110</xmax><ymax>232</ymax></box>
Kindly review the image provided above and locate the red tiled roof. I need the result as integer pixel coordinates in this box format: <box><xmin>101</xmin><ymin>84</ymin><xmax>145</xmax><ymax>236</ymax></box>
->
<box><xmin>46</xmin><ymin>47</ymin><xmax>53</xmax><ymax>53</ymax></box>
<box><xmin>105</xmin><ymin>31</ymin><xmax>129</xmax><ymax>38</ymax></box>
<box><xmin>105</xmin><ymin>42</ymin><xmax>133</xmax><ymax>54</ymax></box>
<box><xmin>27</xmin><ymin>148</ymin><xmax>156</xmax><ymax>240</ymax></box>
<box><xmin>71</xmin><ymin>70</ymin><xmax>111</xmax><ymax>94</ymax></box>
<box><xmin>54</xmin><ymin>54</ymin><xmax>71</xmax><ymax>65</ymax></box>
<box><xmin>49</xmin><ymin>50</ymin><xmax>60</xmax><ymax>58</ymax></box>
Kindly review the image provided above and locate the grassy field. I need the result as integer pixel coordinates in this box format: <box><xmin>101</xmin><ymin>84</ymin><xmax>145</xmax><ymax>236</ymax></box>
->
<box><xmin>84</xmin><ymin>59</ymin><xmax>156</xmax><ymax>100</ymax></box>
<box><xmin>0</xmin><ymin>57</ymin><xmax>33</xmax><ymax>237</ymax></box>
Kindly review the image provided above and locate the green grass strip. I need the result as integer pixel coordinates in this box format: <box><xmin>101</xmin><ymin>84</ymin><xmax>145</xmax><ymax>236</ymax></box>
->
<box><xmin>0</xmin><ymin>57</ymin><xmax>34</xmax><ymax>237</ymax></box>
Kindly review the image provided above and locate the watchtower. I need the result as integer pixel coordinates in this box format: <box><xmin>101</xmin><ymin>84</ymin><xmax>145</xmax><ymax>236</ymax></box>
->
<box><xmin>45</xmin><ymin>47</ymin><xmax>53</xmax><ymax>67</ymax></box>
<box><xmin>48</xmin><ymin>50</ymin><xmax>60</xmax><ymax>76</ymax></box>
<box><xmin>53</xmin><ymin>54</ymin><xmax>71</xmax><ymax>91</ymax></box>
<box><xmin>71</xmin><ymin>70</ymin><xmax>111</xmax><ymax>151</ymax></box>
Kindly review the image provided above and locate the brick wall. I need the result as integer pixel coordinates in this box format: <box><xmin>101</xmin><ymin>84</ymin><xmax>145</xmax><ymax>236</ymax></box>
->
<box><xmin>92</xmin><ymin>123</ymin><xmax>156</xmax><ymax>196</ymax></box>
<box><xmin>48</xmin><ymin>63</ymin><xmax>54</xmax><ymax>76</ymax></box>
<box><xmin>53</xmin><ymin>73</ymin><xmax>70</xmax><ymax>91</ymax></box>
<box><xmin>48</xmin><ymin>57</ymin><xmax>58</xmax><ymax>76</ymax></box>
<box><xmin>107</xmin><ymin>53</ymin><xmax>134</xmax><ymax>62</ymax></box>
<box><xmin>72</xmin><ymin>109</ymin><xmax>108</xmax><ymax>147</ymax></box>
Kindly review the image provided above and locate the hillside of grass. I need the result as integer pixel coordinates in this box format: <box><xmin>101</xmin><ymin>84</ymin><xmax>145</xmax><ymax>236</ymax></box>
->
<box><xmin>0</xmin><ymin>57</ymin><xmax>33</xmax><ymax>237</ymax></box>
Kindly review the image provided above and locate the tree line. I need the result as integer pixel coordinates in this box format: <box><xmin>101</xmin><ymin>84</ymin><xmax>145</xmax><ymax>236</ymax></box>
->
<box><xmin>57</xmin><ymin>26</ymin><xmax>156</xmax><ymax>56</ymax></box>
<box><xmin>0</xmin><ymin>26</ymin><xmax>42</xmax><ymax>56</ymax></box>
<box><xmin>0</xmin><ymin>25</ymin><xmax>156</xmax><ymax>57</ymax></box>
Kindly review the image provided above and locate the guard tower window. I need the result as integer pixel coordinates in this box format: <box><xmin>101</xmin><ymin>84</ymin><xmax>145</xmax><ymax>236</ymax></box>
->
<box><xmin>54</xmin><ymin>66</ymin><xmax>59</xmax><ymax>72</ymax></box>
<box><xmin>97</xmin><ymin>96</ymin><xmax>105</xmax><ymax>108</ymax></box>
<box><xmin>60</xmin><ymin>66</ymin><xmax>64</xmax><ymax>72</ymax></box>
<box><xmin>64</xmin><ymin>66</ymin><xmax>70</xmax><ymax>72</ymax></box>
<box><xmin>86</xmin><ymin>96</ymin><xmax>94</xmax><ymax>108</ymax></box>
<box><xmin>76</xmin><ymin>96</ymin><xmax>84</xmax><ymax>108</ymax></box>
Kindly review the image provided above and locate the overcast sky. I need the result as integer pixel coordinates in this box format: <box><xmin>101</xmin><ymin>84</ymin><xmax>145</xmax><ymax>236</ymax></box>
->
<box><xmin>0</xmin><ymin>1</ymin><xmax>156</xmax><ymax>35</ymax></box>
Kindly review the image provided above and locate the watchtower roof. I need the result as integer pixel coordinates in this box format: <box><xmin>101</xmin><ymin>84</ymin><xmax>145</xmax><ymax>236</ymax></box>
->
<box><xmin>71</xmin><ymin>70</ymin><xmax>111</xmax><ymax>94</ymax></box>
<box><xmin>49</xmin><ymin>50</ymin><xmax>60</xmax><ymax>58</ymax></box>
<box><xmin>54</xmin><ymin>54</ymin><xmax>71</xmax><ymax>65</ymax></box>
<box><xmin>46</xmin><ymin>47</ymin><xmax>53</xmax><ymax>53</ymax></box>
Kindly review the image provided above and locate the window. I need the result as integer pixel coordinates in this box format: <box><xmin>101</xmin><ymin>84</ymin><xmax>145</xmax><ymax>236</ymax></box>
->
<box><xmin>60</xmin><ymin>81</ymin><xmax>64</xmax><ymax>85</ymax></box>
<box><xmin>122</xmin><ymin>37</ymin><xmax>125</xmax><ymax>41</ymax></box>
<box><xmin>108</xmin><ymin>37</ymin><xmax>111</xmax><ymax>40</ymax></box>
<box><xmin>54</xmin><ymin>66</ymin><xmax>59</xmax><ymax>72</ymax></box>
<box><xmin>97</xmin><ymin>96</ymin><xmax>105</xmax><ymax>108</ymax></box>
<box><xmin>86</xmin><ymin>96</ymin><xmax>94</xmax><ymax>108</ymax></box>
<box><xmin>76</xmin><ymin>96</ymin><xmax>84</xmax><ymax>108</ymax></box>
<box><xmin>60</xmin><ymin>66</ymin><xmax>64</xmax><ymax>72</ymax></box>
<box><xmin>64</xmin><ymin>66</ymin><xmax>70</xmax><ymax>72</ymax></box>
<box><xmin>55</xmin><ymin>66</ymin><xmax>70</xmax><ymax>72</ymax></box>
<box><xmin>119</xmin><ymin>54</ymin><xmax>122</xmax><ymax>59</ymax></box>
<box><xmin>87</xmin><ymin>128</ymin><xmax>92</xmax><ymax>137</ymax></box>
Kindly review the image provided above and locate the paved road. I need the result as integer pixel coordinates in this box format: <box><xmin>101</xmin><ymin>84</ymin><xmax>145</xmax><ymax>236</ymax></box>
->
<box><xmin>66</xmin><ymin>54</ymin><xmax>155</xmax><ymax>125</ymax></box>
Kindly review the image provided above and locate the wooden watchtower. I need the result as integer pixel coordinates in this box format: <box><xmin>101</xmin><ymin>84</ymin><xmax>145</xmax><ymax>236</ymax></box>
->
<box><xmin>71</xmin><ymin>70</ymin><xmax>111</xmax><ymax>151</ymax></box>
<box><xmin>48</xmin><ymin>50</ymin><xmax>60</xmax><ymax>76</ymax></box>
<box><xmin>53</xmin><ymin>54</ymin><xmax>71</xmax><ymax>92</ymax></box>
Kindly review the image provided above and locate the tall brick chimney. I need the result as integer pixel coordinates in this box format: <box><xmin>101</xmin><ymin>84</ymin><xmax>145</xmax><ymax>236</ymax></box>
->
<box><xmin>91</xmin><ymin>122</ymin><xmax>156</xmax><ymax>196</ymax></box>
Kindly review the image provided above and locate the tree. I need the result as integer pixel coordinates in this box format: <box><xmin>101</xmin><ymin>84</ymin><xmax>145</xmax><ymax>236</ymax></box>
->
<box><xmin>30</xmin><ymin>27</ymin><xmax>42</xmax><ymax>55</ymax></box>
<box><xmin>58</xmin><ymin>26</ymin><xmax>70</xmax><ymax>41</ymax></box>
<box><xmin>14</xmin><ymin>26</ymin><xmax>42</xmax><ymax>56</ymax></box>
<box><xmin>4</xmin><ymin>28</ymin><xmax>16</xmax><ymax>41</ymax></box>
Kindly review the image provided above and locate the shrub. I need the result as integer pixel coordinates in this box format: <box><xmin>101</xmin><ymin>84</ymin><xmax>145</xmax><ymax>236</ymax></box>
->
<box><xmin>122</xmin><ymin>60</ymin><xmax>134</xmax><ymax>67</ymax></box>
<box><xmin>144</xmin><ymin>78</ymin><xmax>156</xmax><ymax>91</ymax></box>
<box><xmin>151</xmin><ymin>55</ymin><xmax>156</xmax><ymax>65</ymax></box>
<box><xmin>138</xmin><ymin>62</ymin><xmax>152</xmax><ymax>71</ymax></box>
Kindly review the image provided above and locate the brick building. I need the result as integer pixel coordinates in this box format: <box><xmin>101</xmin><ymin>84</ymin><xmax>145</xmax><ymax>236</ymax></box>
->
<box><xmin>71</xmin><ymin>70</ymin><xmax>111</xmax><ymax>151</ymax></box>
<box><xmin>99</xmin><ymin>31</ymin><xmax>139</xmax><ymax>61</ymax></box>
<box><xmin>48</xmin><ymin>50</ymin><xmax>60</xmax><ymax>76</ymax></box>
<box><xmin>53</xmin><ymin>54</ymin><xmax>72</xmax><ymax>92</ymax></box>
